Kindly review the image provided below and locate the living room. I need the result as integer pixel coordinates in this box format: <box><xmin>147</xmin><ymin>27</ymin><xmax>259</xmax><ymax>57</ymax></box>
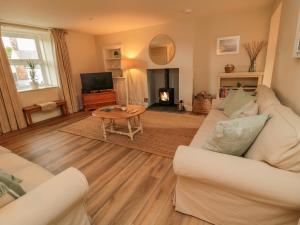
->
<box><xmin>0</xmin><ymin>0</ymin><xmax>299</xmax><ymax>225</ymax></box>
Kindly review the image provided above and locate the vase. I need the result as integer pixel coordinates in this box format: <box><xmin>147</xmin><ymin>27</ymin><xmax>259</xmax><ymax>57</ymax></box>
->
<box><xmin>248</xmin><ymin>59</ymin><xmax>256</xmax><ymax>72</ymax></box>
<box><xmin>31</xmin><ymin>81</ymin><xmax>39</xmax><ymax>89</ymax></box>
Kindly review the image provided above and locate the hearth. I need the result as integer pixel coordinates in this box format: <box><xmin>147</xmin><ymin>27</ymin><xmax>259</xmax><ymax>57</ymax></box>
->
<box><xmin>159</xmin><ymin>69</ymin><xmax>174</xmax><ymax>106</ymax></box>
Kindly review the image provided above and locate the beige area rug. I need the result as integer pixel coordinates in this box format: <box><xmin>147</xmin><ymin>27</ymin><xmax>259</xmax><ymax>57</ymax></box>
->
<box><xmin>59</xmin><ymin>111</ymin><xmax>205</xmax><ymax>158</ymax></box>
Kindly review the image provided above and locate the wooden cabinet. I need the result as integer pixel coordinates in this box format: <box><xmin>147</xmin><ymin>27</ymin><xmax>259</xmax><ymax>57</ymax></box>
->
<box><xmin>82</xmin><ymin>91</ymin><xmax>116</xmax><ymax>111</ymax></box>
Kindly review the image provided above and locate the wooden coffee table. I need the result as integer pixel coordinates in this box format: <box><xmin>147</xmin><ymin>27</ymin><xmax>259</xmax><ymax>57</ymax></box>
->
<box><xmin>92</xmin><ymin>105</ymin><xmax>146</xmax><ymax>141</ymax></box>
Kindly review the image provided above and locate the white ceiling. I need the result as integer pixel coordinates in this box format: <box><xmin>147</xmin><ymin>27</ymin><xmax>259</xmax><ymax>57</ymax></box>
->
<box><xmin>0</xmin><ymin>0</ymin><xmax>275</xmax><ymax>35</ymax></box>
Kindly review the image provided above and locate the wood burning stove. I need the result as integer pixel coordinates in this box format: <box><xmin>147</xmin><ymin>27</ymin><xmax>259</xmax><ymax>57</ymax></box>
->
<box><xmin>159</xmin><ymin>88</ymin><xmax>174</xmax><ymax>105</ymax></box>
<box><xmin>159</xmin><ymin>69</ymin><xmax>174</xmax><ymax>105</ymax></box>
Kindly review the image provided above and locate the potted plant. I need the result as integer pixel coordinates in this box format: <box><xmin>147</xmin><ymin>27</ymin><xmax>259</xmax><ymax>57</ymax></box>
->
<box><xmin>27</xmin><ymin>61</ymin><xmax>39</xmax><ymax>89</ymax></box>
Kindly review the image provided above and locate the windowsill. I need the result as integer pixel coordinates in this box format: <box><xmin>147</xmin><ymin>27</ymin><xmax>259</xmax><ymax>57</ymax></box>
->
<box><xmin>18</xmin><ymin>86</ymin><xmax>59</xmax><ymax>93</ymax></box>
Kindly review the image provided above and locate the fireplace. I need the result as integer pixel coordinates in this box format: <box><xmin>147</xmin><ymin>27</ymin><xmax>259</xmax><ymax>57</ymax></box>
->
<box><xmin>159</xmin><ymin>69</ymin><xmax>174</xmax><ymax>105</ymax></box>
<box><xmin>159</xmin><ymin>88</ymin><xmax>174</xmax><ymax>105</ymax></box>
<box><xmin>147</xmin><ymin>68</ymin><xmax>179</xmax><ymax>108</ymax></box>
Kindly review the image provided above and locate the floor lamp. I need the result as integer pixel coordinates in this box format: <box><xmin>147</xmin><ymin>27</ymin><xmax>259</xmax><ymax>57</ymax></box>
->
<box><xmin>121</xmin><ymin>58</ymin><xmax>147</xmax><ymax>105</ymax></box>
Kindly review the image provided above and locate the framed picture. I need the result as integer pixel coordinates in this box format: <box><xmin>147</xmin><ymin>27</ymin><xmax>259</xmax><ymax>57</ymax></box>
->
<box><xmin>217</xmin><ymin>36</ymin><xmax>240</xmax><ymax>55</ymax></box>
<box><xmin>293</xmin><ymin>9</ymin><xmax>300</xmax><ymax>58</ymax></box>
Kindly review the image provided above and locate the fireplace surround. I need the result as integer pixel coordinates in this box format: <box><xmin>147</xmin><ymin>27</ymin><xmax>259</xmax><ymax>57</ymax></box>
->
<box><xmin>158</xmin><ymin>69</ymin><xmax>174</xmax><ymax>105</ymax></box>
<box><xmin>147</xmin><ymin>68</ymin><xmax>179</xmax><ymax>107</ymax></box>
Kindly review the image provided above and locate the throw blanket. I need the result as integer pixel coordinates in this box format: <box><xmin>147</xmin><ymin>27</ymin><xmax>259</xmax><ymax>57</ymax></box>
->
<box><xmin>37</xmin><ymin>102</ymin><xmax>57</xmax><ymax>111</ymax></box>
<box><xmin>0</xmin><ymin>182</ymin><xmax>7</xmax><ymax>196</ymax></box>
<box><xmin>0</xmin><ymin>182</ymin><xmax>19</xmax><ymax>199</ymax></box>
<box><xmin>0</xmin><ymin>170</ymin><xmax>25</xmax><ymax>198</ymax></box>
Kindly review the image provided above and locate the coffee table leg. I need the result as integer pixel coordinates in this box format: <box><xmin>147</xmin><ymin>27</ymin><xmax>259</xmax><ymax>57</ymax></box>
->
<box><xmin>102</xmin><ymin>118</ymin><xmax>107</xmax><ymax>141</ymax></box>
<box><xmin>138</xmin><ymin>115</ymin><xmax>143</xmax><ymax>133</ymax></box>
<box><xmin>110</xmin><ymin>119</ymin><xmax>115</xmax><ymax>132</ymax></box>
<box><xmin>127</xmin><ymin>119</ymin><xmax>133</xmax><ymax>141</ymax></box>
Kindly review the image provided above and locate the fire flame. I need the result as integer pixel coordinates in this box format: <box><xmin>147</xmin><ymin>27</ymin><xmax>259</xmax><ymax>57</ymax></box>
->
<box><xmin>160</xmin><ymin>92</ymin><xmax>169</xmax><ymax>101</ymax></box>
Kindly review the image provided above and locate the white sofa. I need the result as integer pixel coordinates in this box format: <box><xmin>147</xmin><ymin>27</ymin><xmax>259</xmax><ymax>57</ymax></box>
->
<box><xmin>173</xmin><ymin>86</ymin><xmax>300</xmax><ymax>225</ymax></box>
<box><xmin>0</xmin><ymin>146</ymin><xmax>91</xmax><ymax>225</ymax></box>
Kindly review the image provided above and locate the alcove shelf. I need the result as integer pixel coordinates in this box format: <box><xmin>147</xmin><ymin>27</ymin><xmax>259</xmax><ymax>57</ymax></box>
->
<box><xmin>103</xmin><ymin>45</ymin><xmax>123</xmax><ymax>77</ymax></box>
<box><xmin>217</xmin><ymin>72</ymin><xmax>264</xmax><ymax>99</ymax></box>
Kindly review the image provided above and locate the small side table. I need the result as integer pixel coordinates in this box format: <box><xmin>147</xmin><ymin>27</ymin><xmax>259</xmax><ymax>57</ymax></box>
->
<box><xmin>23</xmin><ymin>100</ymin><xmax>68</xmax><ymax>126</ymax></box>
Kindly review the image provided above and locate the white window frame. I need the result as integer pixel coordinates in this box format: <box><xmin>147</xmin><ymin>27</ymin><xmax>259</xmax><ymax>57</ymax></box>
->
<box><xmin>1</xmin><ymin>29</ymin><xmax>58</xmax><ymax>91</ymax></box>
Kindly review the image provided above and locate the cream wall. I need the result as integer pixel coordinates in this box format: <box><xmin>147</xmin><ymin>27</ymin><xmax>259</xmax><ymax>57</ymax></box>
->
<box><xmin>96</xmin><ymin>7</ymin><xmax>272</xmax><ymax>108</ymax></box>
<box><xmin>194</xmin><ymin>7</ymin><xmax>272</xmax><ymax>95</ymax></box>
<box><xmin>271</xmin><ymin>0</ymin><xmax>300</xmax><ymax>114</ymax></box>
<box><xmin>18</xmin><ymin>31</ymin><xmax>99</xmax><ymax>123</ymax></box>
<box><xmin>66</xmin><ymin>31</ymin><xmax>100</xmax><ymax>109</ymax></box>
<box><xmin>96</xmin><ymin>19</ymin><xmax>196</xmax><ymax>110</ymax></box>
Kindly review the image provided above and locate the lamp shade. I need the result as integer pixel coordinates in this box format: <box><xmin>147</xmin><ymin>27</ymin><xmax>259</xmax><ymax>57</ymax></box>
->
<box><xmin>121</xmin><ymin>58</ymin><xmax>147</xmax><ymax>70</ymax></box>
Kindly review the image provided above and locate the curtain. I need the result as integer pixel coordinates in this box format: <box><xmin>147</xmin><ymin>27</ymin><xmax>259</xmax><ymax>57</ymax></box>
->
<box><xmin>51</xmin><ymin>29</ymin><xmax>79</xmax><ymax>113</ymax></box>
<box><xmin>126</xmin><ymin>69</ymin><xmax>146</xmax><ymax>105</ymax></box>
<box><xmin>0</xmin><ymin>27</ymin><xmax>27</xmax><ymax>134</ymax></box>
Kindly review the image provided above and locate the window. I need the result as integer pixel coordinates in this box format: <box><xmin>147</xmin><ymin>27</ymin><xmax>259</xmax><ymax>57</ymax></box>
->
<box><xmin>1</xmin><ymin>27</ymin><xmax>58</xmax><ymax>91</ymax></box>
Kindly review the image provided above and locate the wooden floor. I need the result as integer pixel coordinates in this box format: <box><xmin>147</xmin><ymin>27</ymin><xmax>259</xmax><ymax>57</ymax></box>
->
<box><xmin>0</xmin><ymin>113</ymin><xmax>211</xmax><ymax>225</ymax></box>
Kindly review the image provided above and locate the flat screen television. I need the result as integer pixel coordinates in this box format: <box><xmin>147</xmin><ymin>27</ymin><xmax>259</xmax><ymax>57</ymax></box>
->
<box><xmin>80</xmin><ymin>72</ymin><xmax>113</xmax><ymax>93</ymax></box>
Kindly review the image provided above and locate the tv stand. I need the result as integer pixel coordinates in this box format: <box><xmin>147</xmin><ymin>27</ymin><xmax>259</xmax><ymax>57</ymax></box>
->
<box><xmin>82</xmin><ymin>90</ymin><xmax>116</xmax><ymax>111</ymax></box>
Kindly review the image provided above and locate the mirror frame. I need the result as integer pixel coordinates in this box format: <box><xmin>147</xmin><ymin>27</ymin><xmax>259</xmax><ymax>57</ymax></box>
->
<box><xmin>148</xmin><ymin>34</ymin><xmax>176</xmax><ymax>65</ymax></box>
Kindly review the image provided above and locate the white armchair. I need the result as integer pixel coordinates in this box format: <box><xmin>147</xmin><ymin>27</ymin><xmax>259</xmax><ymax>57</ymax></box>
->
<box><xmin>0</xmin><ymin>167</ymin><xmax>91</xmax><ymax>225</ymax></box>
<box><xmin>173</xmin><ymin>146</ymin><xmax>300</xmax><ymax>225</ymax></box>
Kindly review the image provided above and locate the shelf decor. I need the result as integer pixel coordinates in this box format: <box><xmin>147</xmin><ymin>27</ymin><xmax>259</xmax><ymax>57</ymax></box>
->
<box><xmin>243</xmin><ymin>40</ymin><xmax>267</xmax><ymax>72</ymax></box>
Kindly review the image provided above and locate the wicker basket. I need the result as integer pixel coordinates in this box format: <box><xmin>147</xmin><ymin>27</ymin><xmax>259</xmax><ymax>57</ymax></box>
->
<box><xmin>192</xmin><ymin>92</ymin><xmax>213</xmax><ymax>114</ymax></box>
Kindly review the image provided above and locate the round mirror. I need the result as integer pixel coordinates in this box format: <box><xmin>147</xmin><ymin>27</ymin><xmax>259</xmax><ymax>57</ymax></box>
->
<box><xmin>149</xmin><ymin>34</ymin><xmax>176</xmax><ymax>65</ymax></box>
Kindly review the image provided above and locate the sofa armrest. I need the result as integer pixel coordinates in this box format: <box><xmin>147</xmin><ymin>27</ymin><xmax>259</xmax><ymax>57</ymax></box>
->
<box><xmin>174</xmin><ymin>146</ymin><xmax>300</xmax><ymax>209</ymax></box>
<box><xmin>211</xmin><ymin>99</ymin><xmax>223</xmax><ymax>109</ymax></box>
<box><xmin>0</xmin><ymin>167</ymin><xmax>89</xmax><ymax>225</ymax></box>
<box><xmin>0</xmin><ymin>146</ymin><xmax>11</xmax><ymax>154</ymax></box>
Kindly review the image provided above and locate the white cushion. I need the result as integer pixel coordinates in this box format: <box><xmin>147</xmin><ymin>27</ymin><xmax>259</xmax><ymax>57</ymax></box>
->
<box><xmin>245</xmin><ymin>104</ymin><xmax>300</xmax><ymax>172</ymax></box>
<box><xmin>190</xmin><ymin>109</ymin><xmax>228</xmax><ymax>148</ymax></box>
<box><xmin>256</xmin><ymin>85</ymin><xmax>281</xmax><ymax>113</ymax></box>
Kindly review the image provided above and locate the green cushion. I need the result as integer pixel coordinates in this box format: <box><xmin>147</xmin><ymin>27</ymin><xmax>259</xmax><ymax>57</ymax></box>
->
<box><xmin>216</xmin><ymin>90</ymin><xmax>237</xmax><ymax>110</ymax></box>
<box><xmin>0</xmin><ymin>170</ymin><xmax>25</xmax><ymax>198</ymax></box>
<box><xmin>202</xmin><ymin>114</ymin><xmax>269</xmax><ymax>156</ymax></box>
<box><xmin>230</xmin><ymin>100</ymin><xmax>258</xmax><ymax>119</ymax></box>
<box><xmin>224</xmin><ymin>90</ymin><xmax>256</xmax><ymax>117</ymax></box>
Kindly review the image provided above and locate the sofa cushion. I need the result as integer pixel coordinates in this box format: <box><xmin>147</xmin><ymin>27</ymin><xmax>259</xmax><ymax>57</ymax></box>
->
<box><xmin>0</xmin><ymin>193</ymin><xmax>14</xmax><ymax>208</ymax></box>
<box><xmin>0</xmin><ymin>152</ymin><xmax>32</xmax><ymax>173</ymax></box>
<box><xmin>202</xmin><ymin>114</ymin><xmax>269</xmax><ymax>156</ymax></box>
<box><xmin>256</xmin><ymin>85</ymin><xmax>281</xmax><ymax>113</ymax></box>
<box><xmin>0</xmin><ymin>151</ymin><xmax>53</xmax><ymax>192</ymax></box>
<box><xmin>216</xmin><ymin>90</ymin><xmax>237</xmax><ymax>110</ymax></box>
<box><xmin>224</xmin><ymin>90</ymin><xmax>256</xmax><ymax>117</ymax></box>
<box><xmin>230</xmin><ymin>100</ymin><xmax>258</xmax><ymax>119</ymax></box>
<box><xmin>12</xmin><ymin>165</ymin><xmax>53</xmax><ymax>192</ymax></box>
<box><xmin>245</xmin><ymin>105</ymin><xmax>300</xmax><ymax>172</ymax></box>
<box><xmin>0</xmin><ymin>146</ymin><xmax>11</xmax><ymax>154</ymax></box>
<box><xmin>190</xmin><ymin>109</ymin><xmax>228</xmax><ymax>148</ymax></box>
